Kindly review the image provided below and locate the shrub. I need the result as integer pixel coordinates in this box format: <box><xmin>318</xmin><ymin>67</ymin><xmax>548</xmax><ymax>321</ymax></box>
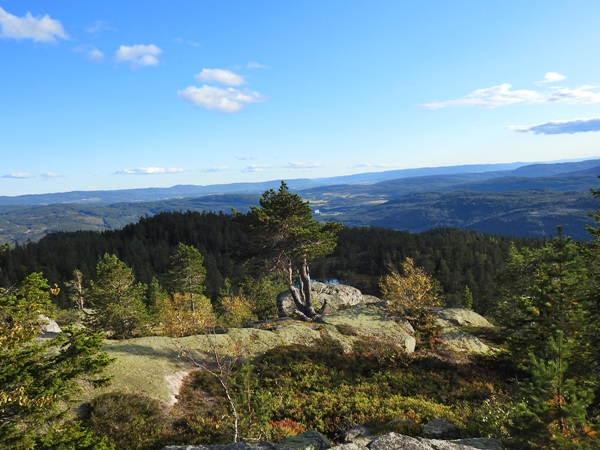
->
<box><xmin>156</xmin><ymin>292</ymin><xmax>216</xmax><ymax>337</ymax></box>
<box><xmin>85</xmin><ymin>392</ymin><xmax>168</xmax><ymax>450</ymax></box>
<box><xmin>379</xmin><ymin>258</ymin><xmax>442</xmax><ymax>347</ymax></box>
<box><xmin>269</xmin><ymin>419</ymin><xmax>307</xmax><ymax>441</ymax></box>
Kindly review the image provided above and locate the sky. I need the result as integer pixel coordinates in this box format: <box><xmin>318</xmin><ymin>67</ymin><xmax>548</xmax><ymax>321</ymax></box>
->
<box><xmin>2</xmin><ymin>1</ymin><xmax>600</xmax><ymax>196</ymax></box>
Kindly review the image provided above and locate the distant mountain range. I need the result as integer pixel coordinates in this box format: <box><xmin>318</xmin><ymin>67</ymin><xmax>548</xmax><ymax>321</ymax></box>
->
<box><xmin>0</xmin><ymin>161</ymin><xmax>536</xmax><ymax>206</ymax></box>
<box><xmin>1</xmin><ymin>159</ymin><xmax>599</xmax><ymax>244</ymax></box>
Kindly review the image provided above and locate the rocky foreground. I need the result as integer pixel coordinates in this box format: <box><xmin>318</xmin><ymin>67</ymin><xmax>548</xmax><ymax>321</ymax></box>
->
<box><xmin>162</xmin><ymin>420</ymin><xmax>503</xmax><ymax>450</ymax></box>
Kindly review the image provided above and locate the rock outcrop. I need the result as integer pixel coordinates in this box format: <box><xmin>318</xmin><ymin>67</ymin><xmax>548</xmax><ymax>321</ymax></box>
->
<box><xmin>277</xmin><ymin>430</ymin><xmax>331</xmax><ymax>450</ymax></box>
<box><xmin>38</xmin><ymin>314</ymin><xmax>61</xmax><ymax>338</ymax></box>
<box><xmin>277</xmin><ymin>283</ymin><xmax>378</xmax><ymax>317</ymax></box>
<box><xmin>431</xmin><ymin>308</ymin><xmax>493</xmax><ymax>329</ymax></box>
<box><xmin>420</xmin><ymin>419</ymin><xmax>460</xmax><ymax>440</ymax></box>
<box><xmin>367</xmin><ymin>432</ymin><xmax>503</xmax><ymax>450</ymax></box>
<box><xmin>430</xmin><ymin>308</ymin><xmax>493</xmax><ymax>354</ymax></box>
<box><xmin>100</xmin><ymin>288</ymin><xmax>496</xmax><ymax>405</ymax></box>
<box><xmin>161</xmin><ymin>427</ymin><xmax>503</xmax><ymax>450</ymax></box>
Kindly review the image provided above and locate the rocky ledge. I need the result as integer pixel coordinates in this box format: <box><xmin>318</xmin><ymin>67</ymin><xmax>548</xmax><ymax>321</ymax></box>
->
<box><xmin>161</xmin><ymin>427</ymin><xmax>503</xmax><ymax>450</ymax></box>
<box><xmin>162</xmin><ymin>419</ymin><xmax>503</xmax><ymax>450</ymax></box>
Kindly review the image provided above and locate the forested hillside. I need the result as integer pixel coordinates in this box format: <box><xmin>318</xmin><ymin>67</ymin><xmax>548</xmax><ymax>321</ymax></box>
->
<box><xmin>0</xmin><ymin>210</ymin><xmax>543</xmax><ymax>314</ymax></box>
<box><xmin>1</xmin><ymin>159</ymin><xmax>598</xmax><ymax>245</ymax></box>
<box><xmin>4</xmin><ymin>187</ymin><xmax>600</xmax><ymax>449</ymax></box>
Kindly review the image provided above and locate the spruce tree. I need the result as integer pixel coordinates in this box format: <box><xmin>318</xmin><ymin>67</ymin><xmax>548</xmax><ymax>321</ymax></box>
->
<box><xmin>510</xmin><ymin>332</ymin><xmax>597</xmax><ymax>449</ymax></box>
<box><xmin>0</xmin><ymin>273</ymin><xmax>113</xmax><ymax>449</ymax></box>
<box><xmin>505</xmin><ymin>229</ymin><xmax>598</xmax><ymax>448</ymax></box>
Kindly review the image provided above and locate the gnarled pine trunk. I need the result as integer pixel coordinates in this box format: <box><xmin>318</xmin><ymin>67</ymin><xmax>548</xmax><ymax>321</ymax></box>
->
<box><xmin>286</xmin><ymin>260</ymin><xmax>326</xmax><ymax>320</ymax></box>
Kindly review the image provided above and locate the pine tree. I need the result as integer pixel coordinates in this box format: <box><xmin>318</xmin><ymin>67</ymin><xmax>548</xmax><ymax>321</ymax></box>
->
<box><xmin>233</xmin><ymin>181</ymin><xmax>342</xmax><ymax>320</ymax></box>
<box><xmin>166</xmin><ymin>243</ymin><xmax>207</xmax><ymax>312</ymax></box>
<box><xmin>86</xmin><ymin>254</ymin><xmax>150</xmax><ymax>339</ymax></box>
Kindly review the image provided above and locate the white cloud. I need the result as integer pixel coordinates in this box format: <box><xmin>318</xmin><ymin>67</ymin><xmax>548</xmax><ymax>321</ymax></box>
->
<box><xmin>41</xmin><ymin>172</ymin><xmax>63</xmax><ymax>178</ymax></box>
<box><xmin>536</xmin><ymin>72</ymin><xmax>566</xmax><ymax>85</ymax></box>
<box><xmin>116</xmin><ymin>167</ymin><xmax>186</xmax><ymax>175</ymax></box>
<box><xmin>87</xmin><ymin>49</ymin><xmax>105</xmax><ymax>62</ymax></box>
<box><xmin>423</xmin><ymin>81</ymin><xmax>600</xmax><ymax>109</ymax></box>
<box><xmin>508</xmin><ymin>117</ymin><xmax>600</xmax><ymax>135</ymax></box>
<box><xmin>0</xmin><ymin>7</ymin><xmax>67</xmax><ymax>42</ymax></box>
<box><xmin>195</xmin><ymin>68</ymin><xmax>245</xmax><ymax>86</ymax></box>
<box><xmin>3</xmin><ymin>172</ymin><xmax>35</xmax><ymax>179</ymax></box>
<box><xmin>247</xmin><ymin>62</ymin><xmax>269</xmax><ymax>69</ymax></box>
<box><xmin>242</xmin><ymin>165</ymin><xmax>274</xmax><ymax>173</ymax></box>
<box><xmin>115</xmin><ymin>44</ymin><xmax>162</xmax><ymax>68</ymax></box>
<box><xmin>236</xmin><ymin>156</ymin><xmax>257</xmax><ymax>161</ymax></box>
<box><xmin>178</xmin><ymin>85</ymin><xmax>263</xmax><ymax>112</ymax></box>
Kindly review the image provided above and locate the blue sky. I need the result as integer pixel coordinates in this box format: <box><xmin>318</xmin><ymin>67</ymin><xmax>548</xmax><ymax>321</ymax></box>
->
<box><xmin>2</xmin><ymin>1</ymin><xmax>600</xmax><ymax>196</ymax></box>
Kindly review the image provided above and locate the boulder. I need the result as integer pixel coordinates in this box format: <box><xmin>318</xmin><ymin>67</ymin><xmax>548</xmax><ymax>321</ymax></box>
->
<box><xmin>366</xmin><ymin>433</ymin><xmax>503</xmax><ymax>450</ymax></box>
<box><xmin>420</xmin><ymin>419</ymin><xmax>460</xmax><ymax>440</ymax></box>
<box><xmin>439</xmin><ymin>329</ymin><xmax>489</xmax><ymax>354</ymax></box>
<box><xmin>277</xmin><ymin>283</ymin><xmax>371</xmax><ymax>317</ymax></box>
<box><xmin>324</xmin><ymin>305</ymin><xmax>416</xmax><ymax>353</ymax></box>
<box><xmin>333</xmin><ymin>445</ymin><xmax>368</xmax><ymax>450</ymax></box>
<box><xmin>163</xmin><ymin>444</ymin><xmax>282</xmax><ymax>450</ymax></box>
<box><xmin>277</xmin><ymin>430</ymin><xmax>331</xmax><ymax>450</ymax></box>
<box><xmin>343</xmin><ymin>425</ymin><xmax>374</xmax><ymax>446</ymax></box>
<box><xmin>367</xmin><ymin>433</ymin><xmax>435</xmax><ymax>450</ymax></box>
<box><xmin>447</xmin><ymin>439</ymin><xmax>503</xmax><ymax>450</ymax></box>
<box><xmin>38</xmin><ymin>314</ymin><xmax>61</xmax><ymax>338</ymax></box>
<box><xmin>161</xmin><ymin>431</ymin><xmax>503</xmax><ymax>450</ymax></box>
<box><xmin>431</xmin><ymin>308</ymin><xmax>493</xmax><ymax>328</ymax></box>
<box><xmin>430</xmin><ymin>308</ymin><xmax>493</xmax><ymax>354</ymax></box>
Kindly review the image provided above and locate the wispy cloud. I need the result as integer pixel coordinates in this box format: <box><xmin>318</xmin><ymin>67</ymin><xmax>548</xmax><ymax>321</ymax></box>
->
<box><xmin>287</xmin><ymin>162</ymin><xmax>323</xmax><ymax>170</ymax></box>
<box><xmin>247</xmin><ymin>62</ymin><xmax>269</xmax><ymax>69</ymax></box>
<box><xmin>74</xmin><ymin>45</ymin><xmax>105</xmax><ymax>62</ymax></box>
<box><xmin>535</xmin><ymin>72</ymin><xmax>566</xmax><ymax>85</ymax></box>
<box><xmin>543</xmin><ymin>86</ymin><xmax>600</xmax><ymax>104</ymax></box>
<box><xmin>41</xmin><ymin>172</ymin><xmax>63</xmax><ymax>178</ymax></box>
<box><xmin>0</xmin><ymin>7</ymin><xmax>67</xmax><ymax>42</ymax></box>
<box><xmin>242</xmin><ymin>165</ymin><xmax>274</xmax><ymax>173</ymax></box>
<box><xmin>3</xmin><ymin>172</ymin><xmax>35</xmax><ymax>179</ymax></box>
<box><xmin>195</xmin><ymin>68</ymin><xmax>245</xmax><ymax>86</ymax></box>
<box><xmin>201</xmin><ymin>166</ymin><xmax>230</xmax><ymax>173</ymax></box>
<box><xmin>423</xmin><ymin>84</ymin><xmax>540</xmax><ymax>109</ymax></box>
<box><xmin>178</xmin><ymin>85</ymin><xmax>263</xmax><ymax>112</ymax></box>
<box><xmin>355</xmin><ymin>163</ymin><xmax>401</xmax><ymax>169</ymax></box>
<box><xmin>115</xmin><ymin>167</ymin><xmax>186</xmax><ymax>175</ymax></box>
<box><xmin>508</xmin><ymin>117</ymin><xmax>600</xmax><ymax>135</ymax></box>
<box><xmin>85</xmin><ymin>20</ymin><xmax>116</xmax><ymax>34</ymax></box>
<box><xmin>423</xmin><ymin>75</ymin><xmax>600</xmax><ymax>109</ymax></box>
<box><xmin>174</xmin><ymin>37</ymin><xmax>200</xmax><ymax>47</ymax></box>
<box><xmin>88</xmin><ymin>49</ymin><xmax>105</xmax><ymax>62</ymax></box>
<box><xmin>236</xmin><ymin>156</ymin><xmax>257</xmax><ymax>161</ymax></box>
<box><xmin>115</xmin><ymin>44</ymin><xmax>162</xmax><ymax>68</ymax></box>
